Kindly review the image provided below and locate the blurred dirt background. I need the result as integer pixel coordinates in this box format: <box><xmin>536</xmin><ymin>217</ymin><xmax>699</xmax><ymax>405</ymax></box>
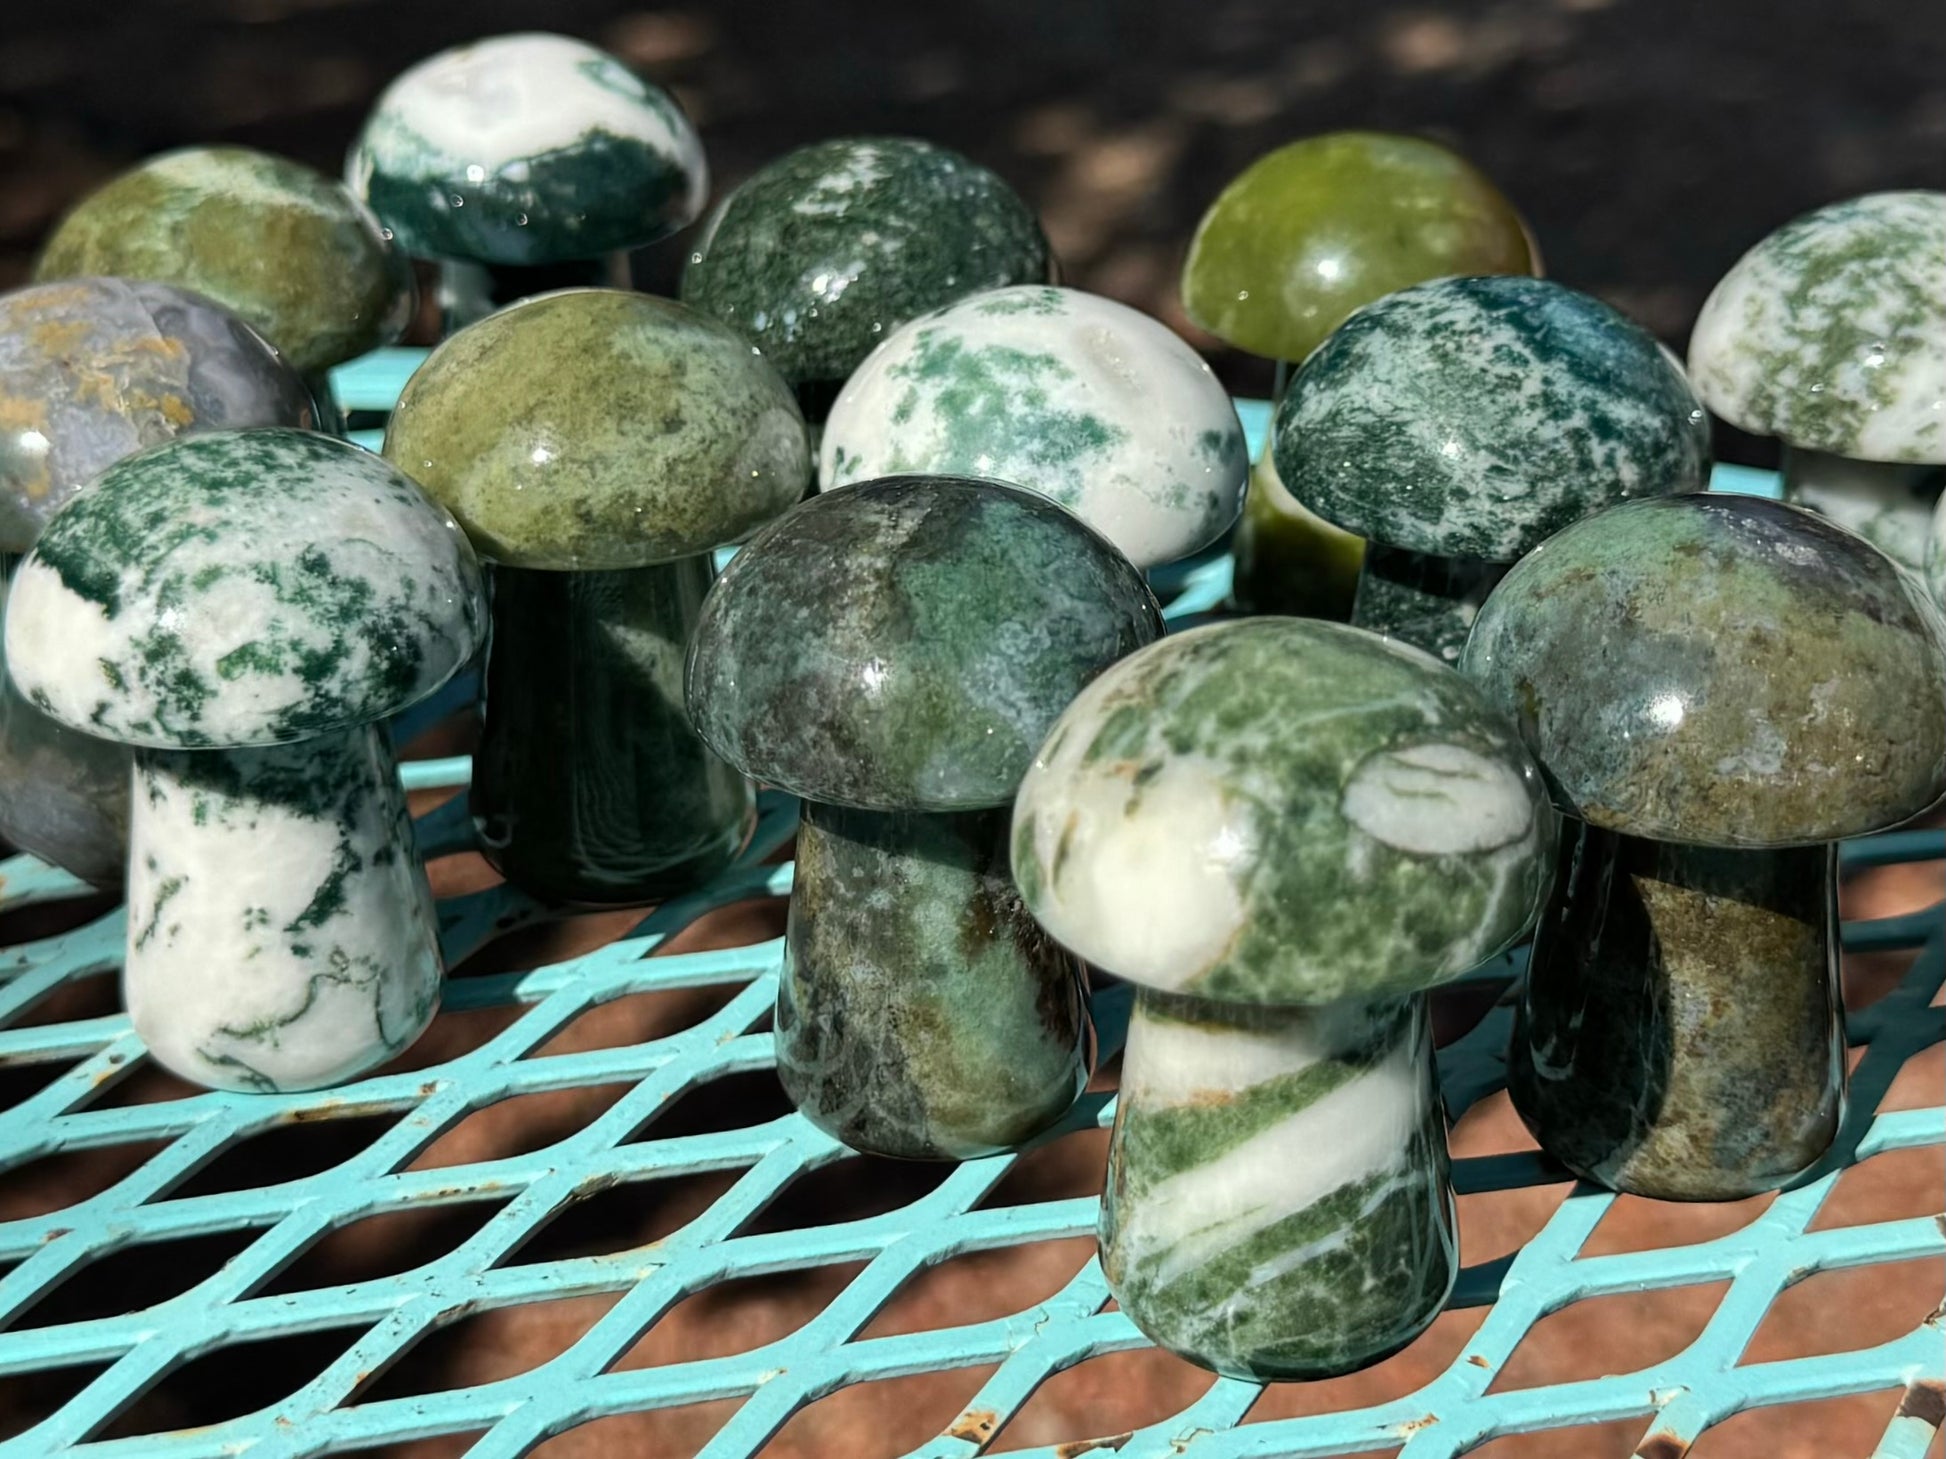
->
<box><xmin>1</xmin><ymin>2</ymin><xmax>1943</xmax><ymax>1456</ymax></box>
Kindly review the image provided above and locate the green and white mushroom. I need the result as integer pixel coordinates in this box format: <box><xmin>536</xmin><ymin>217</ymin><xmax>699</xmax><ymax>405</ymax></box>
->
<box><xmin>349</xmin><ymin>32</ymin><xmax>707</xmax><ymax>329</ymax></box>
<box><xmin>1688</xmin><ymin>191</ymin><xmax>1946</xmax><ymax>569</ymax></box>
<box><xmin>4</xmin><ymin>429</ymin><xmax>484</xmax><ymax>1091</ymax></box>
<box><xmin>1012</xmin><ymin>617</ymin><xmax>1555</xmax><ymax>1379</ymax></box>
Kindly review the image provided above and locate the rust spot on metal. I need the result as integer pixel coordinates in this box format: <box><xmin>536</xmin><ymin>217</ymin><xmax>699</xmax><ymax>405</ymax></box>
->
<box><xmin>1897</xmin><ymin>1378</ymin><xmax>1946</xmax><ymax>1429</ymax></box>
<box><xmin>1054</xmin><ymin>1433</ymin><xmax>1132</xmax><ymax>1458</ymax></box>
<box><xmin>1394</xmin><ymin>1414</ymin><xmax>1439</xmax><ymax>1437</ymax></box>
<box><xmin>946</xmin><ymin>1409</ymin><xmax>997</xmax><ymax>1443</ymax></box>
<box><xmin>1634</xmin><ymin>1431</ymin><xmax>1690</xmax><ymax>1459</ymax></box>
<box><xmin>282</xmin><ymin>1101</ymin><xmax>352</xmax><ymax>1123</ymax></box>
<box><xmin>419</xmin><ymin>1080</ymin><xmax>440</xmax><ymax>1097</ymax></box>
<box><xmin>1467</xmin><ymin>1354</ymin><xmax>1491</xmax><ymax>1368</ymax></box>
<box><xmin>42</xmin><ymin>1227</ymin><xmax>71</xmax><ymax>1242</ymax></box>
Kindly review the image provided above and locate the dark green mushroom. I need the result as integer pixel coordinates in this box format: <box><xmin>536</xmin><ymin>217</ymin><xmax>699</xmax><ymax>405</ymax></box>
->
<box><xmin>384</xmin><ymin>288</ymin><xmax>809</xmax><ymax>905</ymax></box>
<box><xmin>681</xmin><ymin>137</ymin><xmax>1051</xmax><ymax>425</ymax></box>
<box><xmin>1461</xmin><ymin>493</ymin><xmax>1946</xmax><ymax>1199</ymax></box>
<box><xmin>1273</xmin><ymin>275</ymin><xmax>1710</xmax><ymax>661</ymax></box>
<box><xmin>686</xmin><ymin>475</ymin><xmax>1162</xmax><ymax>1160</ymax></box>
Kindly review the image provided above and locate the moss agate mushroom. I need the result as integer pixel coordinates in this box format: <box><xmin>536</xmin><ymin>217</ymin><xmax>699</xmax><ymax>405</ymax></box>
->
<box><xmin>687</xmin><ymin>476</ymin><xmax>1162</xmax><ymax>1160</ymax></box>
<box><xmin>1461</xmin><ymin>493</ymin><xmax>1946</xmax><ymax>1198</ymax></box>
<box><xmin>1182</xmin><ymin>132</ymin><xmax>1539</xmax><ymax>617</ymax></box>
<box><xmin>1011</xmin><ymin>618</ymin><xmax>1556</xmax><ymax>1379</ymax></box>
<box><xmin>1689</xmin><ymin>191</ymin><xmax>1946</xmax><ymax>569</ymax></box>
<box><xmin>385</xmin><ymin>288</ymin><xmax>809</xmax><ymax>905</ymax></box>
<box><xmin>349</xmin><ymin>32</ymin><xmax>707</xmax><ymax>327</ymax></box>
<box><xmin>820</xmin><ymin>285</ymin><xmax>1247</xmax><ymax>569</ymax></box>
<box><xmin>1273</xmin><ymin>275</ymin><xmax>1710</xmax><ymax>660</ymax></box>
<box><xmin>34</xmin><ymin>147</ymin><xmax>414</xmax><ymax>417</ymax></box>
<box><xmin>0</xmin><ymin>278</ymin><xmax>315</xmax><ymax>885</ymax></box>
<box><xmin>1925</xmin><ymin>493</ymin><xmax>1946</xmax><ymax>611</ymax></box>
<box><xmin>4</xmin><ymin>429</ymin><xmax>484</xmax><ymax>1091</ymax></box>
<box><xmin>681</xmin><ymin>137</ymin><xmax>1051</xmax><ymax>422</ymax></box>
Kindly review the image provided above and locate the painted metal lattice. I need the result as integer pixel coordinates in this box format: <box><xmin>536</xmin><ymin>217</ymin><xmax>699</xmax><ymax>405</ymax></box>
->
<box><xmin>0</xmin><ymin>358</ymin><xmax>1939</xmax><ymax>1458</ymax></box>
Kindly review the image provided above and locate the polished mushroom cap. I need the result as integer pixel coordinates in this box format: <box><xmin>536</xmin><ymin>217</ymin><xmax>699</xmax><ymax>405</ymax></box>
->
<box><xmin>1012</xmin><ymin>617</ymin><xmax>1556</xmax><ymax>1005</ymax></box>
<box><xmin>1461</xmin><ymin>494</ymin><xmax>1946</xmax><ymax>846</ymax></box>
<box><xmin>348</xmin><ymin>32</ymin><xmax>707</xmax><ymax>266</ymax></box>
<box><xmin>0</xmin><ymin>278</ymin><xmax>316</xmax><ymax>555</ymax></box>
<box><xmin>5</xmin><ymin>429</ymin><xmax>484</xmax><ymax>750</ymax></box>
<box><xmin>1688</xmin><ymin>191</ymin><xmax>1946</xmax><ymax>464</ymax></box>
<box><xmin>1180</xmin><ymin>131</ymin><xmax>1537</xmax><ymax>364</ymax></box>
<box><xmin>35</xmin><ymin>147</ymin><xmax>415</xmax><ymax>377</ymax></box>
<box><xmin>820</xmin><ymin>285</ymin><xmax>1247</xmax><ymax>568</ymax></box>
<box><xmin>680</xmin><ymin>137</ymin><xmax>1051</xmax><ymax>395</ymax></box>
<box><xmin>686</xmin><ymin>476</ymin><xmax>1162</xmax><ymax>812</ymax></box>
<box><xmin>383</xmin><ymin>289</ymin><xmax>809</xmax><ymax>569</ymax></box>
<box><xmin>1273</xmin><ymin>276</ymin><xmax>1710</xmax><ymax>562</ymax></box>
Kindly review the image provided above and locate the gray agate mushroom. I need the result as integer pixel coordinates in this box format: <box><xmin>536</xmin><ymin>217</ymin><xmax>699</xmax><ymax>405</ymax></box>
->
<box><xmin>5</xmin><ymin>429</ymin><xmax>484</xmax><ymax>1091</ymax></box>
<box><xmin>687</xmin><ymin>476</ymin><xmax>1162</xmax><ymax>1161</ymax></box>
<box><xmin>1462</xmin><ymin>493</ymin><xmax>1946</xmax><ymax>1199</ymax></box>
<box><xmin>0</xmin><ymin>278</ymin><xmax>315</xmax><ymax>885</ymax></box>
<box><xmin>1688</xmin><ymin>191</ymin><xmax>1946</xmax><ymax>569</ymax></box>
<box><xmin>1273</xmin><ymin>275</ymin><xmax>1710</xmax><ymax>660</ymax></box>
<box><xmin>1011</xmin><ymin>617</ymin><xmax>1555</xmax><ymax>1380</ymax></box>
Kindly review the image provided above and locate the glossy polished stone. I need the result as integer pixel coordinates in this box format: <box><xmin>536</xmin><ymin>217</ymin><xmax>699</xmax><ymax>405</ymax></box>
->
<box><xmin>6</xmin><ymin>429</ymin><xmax>484</xmax><ymax>750</ymax></box>
<box><xmin>348</xmin><ymin>32</ymin><xmax>706</xmax><ymax>267</ymax></box>
<box><xmin>1274</xmin><ymin>277</ymin><xmax>1710</xmax><ymax>562</ymax></box>
<box><xmin>1180</xmin><ymin>132</ymin><xmax>1537</xmax><ymax>365</ymax></box>
<box><xmin>472</xmin><ymin>559</ymin><xmax>753</xmax><ymax>906</ymax></box>
<box><xmin>5</xmin><ymin>429</ymin><xmax>480</xmax><ymax>1093</ymax></box>
<box><xmin>385</xmin><ymin>289</ymin><xmax>810</xmax><ymax>569</ymax></box>
<box><xmin>1513</xmin><ymin>825</ymin><xmax>1844</xmax><ymax>1201</ymax></box>
<box><xmin>1460</xmin><ymin>494</ymin><xmax>1946</xmax><ymax>846</ymax></box>
<box><xmin>0</xmin><ymin>279</ymin><xmax>315</xmax><ymax>554</ymax></box>
<box><xmin>820</xmin><ymin>285</ymin><xmax>1246</xmax><ymax>568</ymax></box>
<box><xmin>681</xmin><ymin>138</ymin><xmax>1051</xmax><ymax>412</ymax></box>
<box><xmin>1689</xmin><ymin>192</ymin><xmax>1945</xmax><ymax>467</ymax></box>
<box><xmin>1011</xmin><ymin>618</ymin><xmax>1556</xmax><ymax>1005</ymax></box>
<box><xmin>35</xmin><ymin>147</ymin><xmax>415</xmax><ymax>375</ymax></box>
<box><xmin>1926</xmin><ymin>494</ymin><xmax>1946</xmax><ymax>611</ymax></box>
<box><xmin>780</xmin><ymin>801</ymin><xmax>1089</xmax><ymax>1160</ymax></box>
<box><xmin>0</xmin><ymin>559</ymin><xmax>126</xmax><ymax>886</ymax></box>
<box><xmin>687</xmin><ymin>475</ymin><xmax>1163</xmax><ymax>813</ymax></box>
<box><xmin>1101</xmin><ymin>990</ymin><xmax>1454</xmax><ymax>1380</ymax></box>
<box><xmin>1779</xmin><ymin>450</ymin><xmax>1944</xmax><ymax>571</ymax></box>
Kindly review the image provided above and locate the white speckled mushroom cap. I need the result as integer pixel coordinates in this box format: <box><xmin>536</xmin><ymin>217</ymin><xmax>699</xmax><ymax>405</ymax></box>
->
<box><xmin>820</xmin><ymin>286</ymin><xmax>1247</xmax><ymax>568</ymax></box>
<box><xmin>1688</xmin><ymin>192</ymin><xmax>1946</xmax><ymax>465</ymax></box>
<box><xmin>5</xmin><ymin>429</ymin><xmax>485</xmax><ymax>750</ymax></box>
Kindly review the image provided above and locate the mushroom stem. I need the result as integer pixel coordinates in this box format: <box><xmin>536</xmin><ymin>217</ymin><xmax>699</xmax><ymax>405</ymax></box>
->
<box><xmin>1511</xmin><ymin>822</ymin><xmax>1845</xmax><ymax>1200</ymax></box>
<box><xmin>1230</xmin><ymin>360</ymin><xmax>1364</xmax><ymax>618</ymax></box>
<box><xmin>301</xmin><ymin>371</ymin><xmax>347</xmax><ymax>438</ymax></box>
<box><xmin>437</xmin><ymin>254</ymin><xmax>631</xmax><ymax>333</ymax></box>
<box><xmin>0</xmin><ymin>556</ymin><xmax>128</xmax><ymax>885</ymax></box>
<box><xmin>125</xmin><ymin>723</ymin><xmax>442</xmax><ymax>1093</ymax></box>
<box><xmin>472</xmin><ymin>556</ymin><xmax>753</xmax><ymax>905</ymax></box>
<box><xmin>1780</xmin><ymin>448</ymin><xmax>1944</xmax><ymax>571</ymax></box>
<box><xmin>1100</xmin><ymin>988</ymin><xmax>1455</xmax><ymax>1381</ymax></box>
<box><xmin>1351</xmin><ymin>543</ymin><xmax>1505</xmax><ymax>663</ymax></box>
<box><xmin>779</xmin><ymin>800</ymin><xmax>1090</xmax><ymax>1161</ymax></box>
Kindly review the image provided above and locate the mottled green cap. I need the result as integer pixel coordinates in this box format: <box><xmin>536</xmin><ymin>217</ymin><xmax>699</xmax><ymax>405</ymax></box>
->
<box><xmin>1461</xmin><ymin>494</ymin><xmax>1946</xmax><ymax>846</ymax></box>
<box><xmin>4</xmin><ymin>429</ymin><xmax>485</xmax><ymax>750</ymax></box>
<box><xmin>384</xmin><ymin>289</ymin><xmax>810</xmax><ymax>569</ymax></box>
<box><xmin>34</xmin><ymin>147</ymin><xmax>415</xmax><ymax>376</ymax></box>
<box><xmin>1181</xmin><ymin>131</ymin><xmax>1538</xmax><ymax>363</ymax></box>
<box><xmin>1273</xmin><ymin>276</ymin><xmax>1709</xmax><ymax>561</ymax></box>
<box><xmin>680</xmin><ymin>137</ymin><xmax>1052</xmax><ymax>397</ymax></box>
<box><xmin>1012</xmin><ymin>618</ymin><xmax>1556</xmax><ymax>1005</ymax></box>
<box><xmin>686</xmin><ymin>476</ymin><xmax>1162</xmax><ymax>812</ymax></box>
<box><xmin>1688</xmin><ymin>192</ymin><xmax>1946</xmax><ymax>464</ymax></box>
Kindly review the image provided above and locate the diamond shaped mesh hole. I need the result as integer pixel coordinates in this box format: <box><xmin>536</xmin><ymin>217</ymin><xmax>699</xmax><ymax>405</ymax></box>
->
<box><xmin>0</xmin><ymin>1140</ymin><xmax>172</xmax><ymax>1222</ymax></box>
<box><xmin>1682</xmin><ymin>1385</ymin><xmax>1912</xmax><ymax>1457</ymax></box>
<box><xmin>1487</xmin><ymin>1282</ymin><xmax>1732</xmax><ymax>1394</ymax></box>
<box><xmin>989</xmin><ymin>1348</ymin><xmax>1218</xmax><ymax>1453</ymax></box>
<box><xmin>631</xmin><ymin>1067</ymin><xmax>794</xmax><ymax>1141</ymax></box>
<box><xmin>609</xmin><ymin>1261</ymin><xmax>870</xmax><ymax>1369</ymax></box>
<box><xmin>766</xmin><ymin>1363</ymin><xmax>1000</xmax><ymax>1459</ymax></box>
<box><xmin>353</xmin><ymin>1293</ymin><xmax>623</xmax><ymax>1402</ymax></box>
<box><xmin>531</xmin><ymin>983</ymin><xmax>749</xmax><ymax>1058</ymax></box>
<box><xmin>255</xmin><ymin>1196</ymin><xmax>512</xmax><ymax>1296</ymax></box>
<box><xmin>739</xmin><ymin>1154</ymin><xmax>956</xmax><ymax>1236</ymax></box>
<box><xmin>501</xmin><ymin>1168</ymin><xmax>747</xmax><ymax>1267</ymax></box>
<box><xmin>6</xmin><ymin>1223</ymin><xmax>268</xmax><ymax>1329</ymax></box>
<box><xmin>856</xmin><ymin>1235</ymin><xmax>1098</xmax><ymax>1342</ymax></box>
<box><xmin>408</xmin><ymin>1082</ymin><xmax>642</xmax><ymax>1171</ymax></box>
<box><xmin>1807</xmin><ymin>1143</ymin><xmax>1946</xmax><ymax>1231</ymax></box>
<box><xmin>1738</xmin><ymin>1257</ymin><xmax>1945</xmax><ymax>1366</ymax></box>
<box><xmin>0</xmin><ymin>1359</ymin><xmax>112</xmax><ymax>1444</ymax></box>
<box><xmin>93</xmin><ymin>1323</ymin><xmax>367</xmax><ymax>1440</ymax></box>
<box><xmin>167</xmin><ymin>1112</ymin><xmax>400</xmax><ymax>1198</ymax></box>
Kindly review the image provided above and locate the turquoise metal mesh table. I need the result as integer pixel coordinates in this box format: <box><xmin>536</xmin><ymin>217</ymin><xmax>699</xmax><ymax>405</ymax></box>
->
<box><xmin>0</xmin><ymin>356</ymin><xmax>1939</xmax><ymax>1458</ymax></box>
